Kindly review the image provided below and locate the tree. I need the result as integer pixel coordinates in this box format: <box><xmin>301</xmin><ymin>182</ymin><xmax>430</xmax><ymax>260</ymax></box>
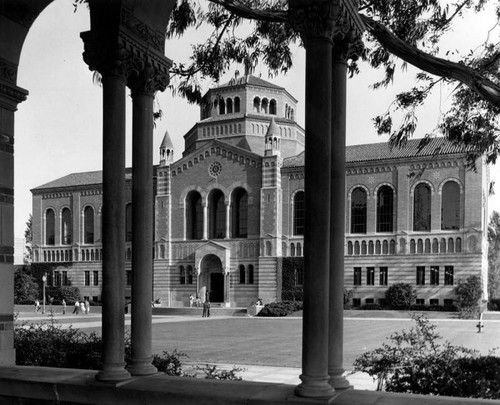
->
<box><xmin>488</xmin><ymin>211</ymin><xmax>500</xmax><ymax>298</ymax></box>
<box><xmin>160</xmin><ymin>0</ymin><xmax>500</xmax><ymax>168</ymax></box>
<box><xmin>14</xmin><ymin>266</ymin><xmax>39</xmax><ymax>304</ymax></box>
<box><xmin>454</xmin><ymin>275</ymin><xmax>483</xmax><ymax>310</ymax></box>
<box><xmin>24</xmin><ymin>214</ymin><xmax>33</xmax><ymax>265</ymax></box>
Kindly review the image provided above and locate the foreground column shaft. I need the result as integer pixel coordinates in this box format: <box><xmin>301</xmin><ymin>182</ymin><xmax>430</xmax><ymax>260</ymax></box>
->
<box><xmin>295</xmin><ymin>35</ymin><xmax>334</xmax><ymax>399</ymax></box>
<box><xmin>97</xmin><ymin>73</ymin><xmax>130</xmax><ymax>382</ymax></box>
<box><xmin>328</xmin><ymin>55</ymin><xmax>350</xmax><ymax>389</ymax></box>
<box><xmin>129</xmin><ymin>90</ymin><xmax>157</xmax><ymax>376</ymax></box>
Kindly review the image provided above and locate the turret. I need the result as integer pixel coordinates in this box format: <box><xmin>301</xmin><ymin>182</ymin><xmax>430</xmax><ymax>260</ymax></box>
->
<box><xmin>264</xmin><ymin>118</ymin><xmax>280</xmax><ymax>157</ymax></box>
<box><xmin>159</xmin><ymin>129</ymin><xmax>174</xmax><ymax>166</ymax></box>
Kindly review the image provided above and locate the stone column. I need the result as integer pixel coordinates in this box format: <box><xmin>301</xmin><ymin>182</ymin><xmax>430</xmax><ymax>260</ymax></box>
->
<box><xmin>128</xmin><ymin>61</ymin><xmax>169</xmax><ymax>375</ymax></box>
<box><xmin>0</xmin><ymin>76</ymin><xmax>28</xmax><ymax>366</ymax></box>
<box><xmin>290</xmin><ymin>1</ymin><xmax>334</xmax><ymax>398</ymax></box>
<box><xmin>81</xmin><ymin>32</ymin><xmax>131</xmax><ymax>383</ymax></box>
<box><xmin>224</xmin><ymin>270</ymin><xmax>230</xmax><ymax>305</ymax></box>
<box><xmin>225</xmin><ymin>202</ymin><xmax>231</xmax><ymax>238</ymax></box>
<box><xmin>203</xmin><ymin>203</ymin><xmax>208</xmax><ymax>240</ymax></box>
<box><xmin>328</xmin><ymin>31</ymin><xmax>362</xmax><ymax>389</ymax></box>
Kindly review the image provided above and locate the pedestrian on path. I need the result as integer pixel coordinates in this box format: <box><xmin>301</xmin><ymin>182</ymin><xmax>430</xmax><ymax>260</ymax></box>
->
<box><xmin>62</xmin><ymin>299</ymin><xmax>66</xmax><ymax>315</ymax></box>
<box><xmin>73</xmin><ymin>300</ymin><xmax>80</xmax><ymax>314</ymax></box>
<box><xmin>202</xmin><ymin>300</ymin><xmax>210</xmax><ymax>318</ymax></box>
<box><xmin>85</xmin><ymin>299</ymin><xmax>90</xmax><ymax>314</ymax></box>
<box><xmin>34</xmin><ymin>299</ymin><xmax>40</xmax><ymax>313</ymax></box>
<box><xmin>80</xmin><ymin>301</ymin><xmax>86</xmax><ymax>314</ymax></box>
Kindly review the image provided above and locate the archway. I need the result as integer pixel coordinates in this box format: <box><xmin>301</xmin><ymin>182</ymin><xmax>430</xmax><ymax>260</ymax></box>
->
<box><xmin>199</xmin><ymin>254</ymin><xmax>224</xmax><ymax>303</ymax></box>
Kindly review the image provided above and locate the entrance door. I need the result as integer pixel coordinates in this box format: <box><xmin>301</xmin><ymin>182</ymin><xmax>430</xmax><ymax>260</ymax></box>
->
<box><xmin>209</xmin><ymin>273</ymin><xmax>224</xmax><ymax>302</ymax></box>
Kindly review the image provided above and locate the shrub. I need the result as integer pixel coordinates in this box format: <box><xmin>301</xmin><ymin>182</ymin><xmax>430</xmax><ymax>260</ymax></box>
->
<box><xmin>455</xmin><ymin>275</ymin><xmax>483</xmax><ymax>312</ymax></box>
<box><xmin>153</xmin><ymin>350</ymin><xmax>190</xmax><ymax>376</ymax></box>
<box><xmin>352</xmin><ymin>314</ymin><xmax>500</xmax><ymax>399</ymax></box>
<box><xmin>196</xmin><ymin>365</ymin><xmax>244</xmax><ymax>380</ymax></box>
<box><xmin>14</xmin><ymin>266</ymin><xmax>39</xmax><ymax>304</ymax></box>
<box><xmin>488</xmin><ymin>298</ymin><xmax>500</xmax><ymax>311</ymax></box>
<box><xmin>343</xmin><ymin>289</ymin><xmax>353</xmax><ymax>309</ymax></box>
<box><xmin>360</xmin><ymin>303</ymin><xmax>382</xmax><ymax>310</ymax></box>
<box><xmin>385</xmin><ymin>283</ymin><xmax>416</xmax><ymax>309</ymax></box>
<box><xmin>46</xmin><ymin>286</ymin><xmax>82</xmax><ymax>305</ymax></box>
<box><xmin>257</xmin><ymin>301</ymin><xmax>303</xmax><ymax>317</ymax></box>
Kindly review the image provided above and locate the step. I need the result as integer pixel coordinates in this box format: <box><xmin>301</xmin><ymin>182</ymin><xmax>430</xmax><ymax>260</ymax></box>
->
<box><xmin>152</xmin><ymin>306</ymin><xmax>247</xmax><ymax>317</ymax></box>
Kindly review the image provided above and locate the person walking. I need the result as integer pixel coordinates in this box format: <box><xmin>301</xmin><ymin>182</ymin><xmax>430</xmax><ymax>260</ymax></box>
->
<box><xmin>34</xmin><ymin>299</ymin><xmax>40</xmax><ymax>313</ymax></box>
<box><xmin>202</xmin><ymin>299</ymin><xmax>210</xmax><ymax>318</ymax></box>
<box><xmin>80</xmin><ymin>301</ymin><xmax>86</xmax><ymax>314</ymax></box>
<box><xmin>73</xmin><ymin>300</ymin><xmax>80</xmax><ymax>314</ymax></box>
<box><xmin>189</xmin><ymin>295</ymin><xmax>194</xmax><ymax>308</ymax></box>
<box><xmin>84</xmin><ymin>299</ymin><xmax>90</xmax><ymax>314</ymax></box>
<box><xmin>62</xmin><ymin>299</ymin><xmax>66</xmax><ymax>315</ymax></box>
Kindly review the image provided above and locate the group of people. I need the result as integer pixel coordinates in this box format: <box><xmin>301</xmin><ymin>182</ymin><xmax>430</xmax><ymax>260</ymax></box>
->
<box><xmin>34</xmin><ymin>298</ymin><xmax>70</xmax><ymax>315</ymax></box>
<box><xmin>189</xmin><ymin>294</ymin><xmax>202</xmax><ymax>308</ymax></box>
<box><xmin>73</xmin><ymin>299</ymin><xmax>90</xmax><ymax>314</ymax></box>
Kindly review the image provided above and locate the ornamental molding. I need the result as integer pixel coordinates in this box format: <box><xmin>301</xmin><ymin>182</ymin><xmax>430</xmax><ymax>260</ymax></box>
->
<box><xmin>120</xmin><ymin>9</ymin><xmax>165</xmax><ymax>54</ymax></box>
<box><xmin>0</xmin><ymin>82</ymin><xmax>28</xmax><ymax>107</ymax></box>
<box><xmin>0</xmin><ymin>57</ymin><xmax>17</xmax><ymax>84</ymax></box>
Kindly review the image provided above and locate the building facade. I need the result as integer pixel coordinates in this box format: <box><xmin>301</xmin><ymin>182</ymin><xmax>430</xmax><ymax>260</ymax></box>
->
<box><xmin>31</xmin><ymin>75</ymin><xmax>489</xmax><ymax>307</ymax></box>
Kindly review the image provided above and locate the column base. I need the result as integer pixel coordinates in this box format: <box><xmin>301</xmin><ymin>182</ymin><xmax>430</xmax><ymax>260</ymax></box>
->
<box><xmin>95</xmin><ymin>362</ymin><xmax>131</xmax><ymax>383</ymax></box>
<box><xmin>128</xmin><ymin>358</ymin><xmax>158</xmax><ymax>376</ymax></box>
<box><xmin>328</xmin><ymin>368</ymin><xmax>352</xmax><ymax>390</ymax></box>
<box><xmin>295</xmin><ymin>374</ymin><xmax>335</xmax><ymax>398</ymax></box>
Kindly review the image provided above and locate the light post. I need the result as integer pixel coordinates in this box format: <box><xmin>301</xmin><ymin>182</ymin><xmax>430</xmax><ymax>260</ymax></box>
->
<box><xmin>42</xmin><ymin>273</ymin><xmax>47</xmax><ymax>314</ymax></box>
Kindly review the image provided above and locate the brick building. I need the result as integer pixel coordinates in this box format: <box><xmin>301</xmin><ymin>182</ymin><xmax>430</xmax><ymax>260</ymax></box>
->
<box><xmin>31</xmin><ymin>75</ymin><xmax>489</xmax><ymax>307</ymax></box>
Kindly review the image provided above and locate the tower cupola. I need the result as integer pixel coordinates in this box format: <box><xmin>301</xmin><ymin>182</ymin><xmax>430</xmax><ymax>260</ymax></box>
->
<box><xmin>159</xmin><ymin>129</ymin><xmax>174</xmax><ymax>166</ymax></box>
<box><xmin>265</xmin><ymin>118</ymin><xmax>280</xmax><ymax>157</ymax></box>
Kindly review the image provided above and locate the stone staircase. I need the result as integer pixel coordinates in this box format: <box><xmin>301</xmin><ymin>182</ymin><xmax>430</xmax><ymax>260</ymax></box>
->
<box><xmin>152</xmin><ymin>306</ymin><xmax>247</xmax><ymax>317</ymax></box>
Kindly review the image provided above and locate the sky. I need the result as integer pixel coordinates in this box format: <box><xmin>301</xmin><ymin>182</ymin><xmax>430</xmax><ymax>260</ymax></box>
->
<box><xmin>13</xmin><ymin>0</ymin><xmax>500</xmax><ymax>239</ymax></box>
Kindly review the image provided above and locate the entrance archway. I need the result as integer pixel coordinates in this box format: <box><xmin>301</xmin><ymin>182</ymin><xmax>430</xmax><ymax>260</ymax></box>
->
<box><xmin>199</xmin><ymin>254</ymin><xmax>224</xmax><ymax>303</ymax></box>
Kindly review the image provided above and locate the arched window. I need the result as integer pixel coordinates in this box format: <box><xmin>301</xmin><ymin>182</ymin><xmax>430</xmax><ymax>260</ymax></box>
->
<box><xmin>219</xmin><ymin>98</ymin><xmax>225</xmax><ymax>114</ymax></box>
<box><xmin>266</xmin><ymin>241</ymin><xmax>272</xmax><ymax>256</ymax></box>
<box><xmin>355</xmin><ymin>241</ymin><xmax>360</xmax><ymax>255</ymax></box>
<box><xmin>417</xmin><ymin>239</ymin><xmax>423</xmax><ymax>253</ymax></box>
<box><xmin>231</xmin><ymin>188</ymin><xmax>248</xmax><ymax>238</ymax></box>
<box><xmin>261</xmin><ymin>98</ymin><xmax>269</xmax><ymax>113</ymax></box>
<box><xmin>291</xmin><ymin>243</ymin><xmax>296</xmax><ymax>257</ymax></box>
<box><xmin>46</xmin><ymin>209</ymin><xmax>55</xmax><ymax>245</ymax></box>
<box><xmin>84</xmin><ymin>206</ymin><xmax>94</xmax><ymax>244</ymax></box>
<box><xmin>361</xmin><ymin>241</ymin><xmax>367</xmax><ymax>255</ymax></box>
<box><xmin>186</xmin><ymin>191</ymin><xmax>203</xmax><ymax>240</ymax></box>
<box><xmin>347</xmin><ymin>242</ymin><xmax>353</xmax><ymax>255</ymax></box>
<box><xmin>293</xmin><ymin>191</ymin><xmax>305</xmax><ymax>235</ymax></box>
<box><xmin>61</xmin><ymin>208</ymin><xmax>72</xmax><ymax>245</ymax></box>
<box><xmin>248</xmin><ymin>265</ymin><xmax>254</xmax><ymax>284</ymax></box>
<box><xmin>226</xmin><ymin>98</ymin><xmax>233</xmax><ymax>114</ymax></box>
<box><xmin>432</xmin><ymin>238</ymin><xmax>439</xmax><ymax>253</ymax></box>
<box><xmin>414</xmin><ymin>183</ymin><xmax>431</xmax><ymax>231</ymax></box>
<box><xmin>186</xmin><ymin>265</ymin><xmax>193</xmax><ymax>284</ymax></box>
<box><xmin>441</xmin><ymin>181</ymin><xmax>460</xmax><ymax>230</ymax></box>
<box><xmin>234</xmin><ymin>97</ymin><xmax>240</xmax><ymax>113</ymax></box>
<box><xmin>160</xmin><ymin>245</ymin><xmax>165</xmax><ymax>259</ymax></box>
<box><xmin>368</xmin><ymin>241</ymin><xmax>374</xmax><ymax>255</ymax></box>
<box><xmin>297</xmin><ymin>243</ymin><xmax>302</xmax><ymax>256</ymax></box>
<box><xmin>295</xmin><ymin>268</ymin><xmax>304</xmax><ymax>286</ymax></box>
<box><xmin>351</xmin><ymin>188</ymin><xmax>367</xmax><ymax>233</ymax></box>
<box><xmin>448</xmin><ymin>237</ymin><xmax>455</xmax><ymax>253</ymax></box>
<box><xmin>239</xmin><ymin>265</ymin><xmax>246</xmax><ymax>284</ymax></box>
<box><xmin>253</xmin><ymin>97</ymin><xmax>260</xmax><ymax>113</ymax></box>
<box><xmin>377</xmin><ymin>186</ymin><xmax>393</xmax><ymax>232</ymax></box>
<box><xmin>440</xmin><ymin>238</ymin><xmax>446</xmax><ymax>253</ymax></box>
<box><xmin>269</xmin><ymin>99</ymin><xmax>277</xmax><ymax>115</ymax></box>
<box><xmin>209</xmin><ymin>189</ymin><xmax>226</xmax><ymax>239</ymax></box>
<box><xmin>125</xmin><ymin>203</ymin><xmax>132</xmax><ymax>242</ymax></box>
<box><xmin>410</xmin><ymin>239</ymin><xmax>416</xmax><ymax>254</ymax></box>
<box><xmin>179</xmin><ymin>265</ymin><xmax>186</xmax><ymax>284</ymax></box>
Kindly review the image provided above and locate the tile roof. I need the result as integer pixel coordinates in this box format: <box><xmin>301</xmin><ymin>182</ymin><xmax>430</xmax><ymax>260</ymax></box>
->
<box><xmin>282</xmin><ymin>137</ymin><xmax>469</xmax><ymax>167</ymax></box>
<box><xmin>214</xmin><ymin>75</ymin><xmax>284</xmax><ymax>91</ymax></box>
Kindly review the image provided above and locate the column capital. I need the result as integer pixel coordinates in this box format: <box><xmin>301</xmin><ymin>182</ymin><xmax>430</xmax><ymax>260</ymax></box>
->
<box><xmin>289</xmin><ymin>0</ymin><xmax>364</xmax><ymax>46</ymax></box>
<box><xmin>0</xmin><ymin>81</ymin><xmax>28</xmax><ymax>110</ymax></box>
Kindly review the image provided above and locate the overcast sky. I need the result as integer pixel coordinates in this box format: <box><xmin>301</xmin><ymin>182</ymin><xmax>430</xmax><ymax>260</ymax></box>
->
<box><xmin>14</xmin><ymin>0</ymin><xmax>500</xmax><ymax>238</ymax></box>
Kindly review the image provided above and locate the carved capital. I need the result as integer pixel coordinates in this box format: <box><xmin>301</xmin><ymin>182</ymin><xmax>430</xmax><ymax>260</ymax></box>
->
<box><xmin>0</xmin><ymin>82</ymin><xmax>28</xmax><ymax>110</ymax></box>
<box><xmin>0</xmin><ymin>58</ymin><xmax>18</xmax><ymax>84</ymax></box>
<box><xmin>333</xmin><ymin>29</ymin><xmax>365</xmax><ymax>61</ymax></box>
<box><xmin>128</xmin><ymin>59</ymin><xmax>170</xmax><ymax>95</ymax></box>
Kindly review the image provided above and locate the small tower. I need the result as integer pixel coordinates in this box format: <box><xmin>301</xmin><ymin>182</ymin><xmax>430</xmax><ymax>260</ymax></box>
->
<box><xmin>264</xmin><ymin>118</ymin><xmax>281</xmax><ymax>157</ymax></box>
<box><xmin>159</xmin><ymin>129</ymin><xmax>174</xmax><ymax>166</ymax></box>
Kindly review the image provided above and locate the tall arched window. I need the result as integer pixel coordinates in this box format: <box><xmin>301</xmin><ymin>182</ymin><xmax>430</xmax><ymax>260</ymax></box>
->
<box><xmin>293</xmin><ymin>191</ymin><xmax>305</xmax><ymax>235</ymax></box>
<box><xmin>84</xmin><ymin>206</ymin><xmax>94</xmax><ymax>244</ymax></box>
<box><xmin>377</xmin><ymin>186</ymin><xmax>393</xmax><ymax>232</ymax></box>
<box><xmin>209</xmin><ymin>189</ymin><xmax>226</xmax><ymax>239</ymax></box>
<box><xmin>239</xmin><ymin>265</ymin><xmax>246</xmax><ymax>284</ymax></box>
<box><xmin>261</xmin><ymin>98</ymin><xmax>269</xmax><ymax>113</ymax></box>
<box><xmin>125</xmin><ymin>203</ymin><xmax>132</xmax><ymax>242</ymax></box>
<box><xmin>61</xmin><ymin>208</ymin><xmax>72</xmax><ymax>245</ymax></box>
<box><xmin>266</xmin><ymin>241</ymin><xmax>272</xmax><ymax>256</ymax></box>
<box><xmin>186</xmin><ymin>265</ymin><xmax>193</xmax><ymax>284</ymax></box>
<box><xmin>414</xmin><ymin>183</ymin><xmax>431</xmax><ymax>231</ymax></box>
<box><xmin>179</xmin><ymin>265</ymin><xmax>186</xmax><ymax>284</ymax></box>
<box><xmin>231</xmin><ymin>188</ymin><xmax>248</xmax><ymax>238</ymax></box>
<box><xmin>226</xmin><ymin>98</ymin><xmax>233</xmax><ymax>114</ymax></box>
<box><xmin>248</xmin><ymin>265</ymin><xmax>254</xmax><ymax>284</ymax></box>
<box><xmin>441</xmin><ymin>181</ymin><xmax>460</xmax><ymax>230</ymax></box>
<box><xmin>269</xmin><ymin>99</ymin><xmax>277</xmax><ymax>115</ymax></box>
<box><xmin>234</xmin><ymin>97</ymin><xmax>240</xmax><ymax>112</ymax></box>
<box><xmin>186</xmin><ymin>191</ymin><xmax>203</xmax><ymax>240</ymax></box>
<box><xmin>351</xmin><ymin>187</ymin><xmax>367</xmax><ymax>233</ymax></box>
<box><xmin>219</xmin><ymin>98</ymin><xmax>225</xmax><ymax>114</ymax></box>
<box><xmin>253</xmin><ymin>97</ymin><xmax>260</xmax><ymax>113</ymax></box>
<box><xmin>46</xmin><ymin>208</ymin><xmax>55</xmax><ymax>245</ymax></box>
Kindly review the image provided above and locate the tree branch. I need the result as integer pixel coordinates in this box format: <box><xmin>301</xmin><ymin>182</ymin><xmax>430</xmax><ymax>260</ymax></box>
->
<box><xmin>361</xmin><ymin>14</ymin><xmax>500</xmax><ymax>108</ymax></box>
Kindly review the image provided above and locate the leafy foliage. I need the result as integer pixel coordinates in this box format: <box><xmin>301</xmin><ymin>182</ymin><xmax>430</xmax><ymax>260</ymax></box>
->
<box><xmin>153</xmin><ymin>350</ymin><xmax>190</xmax><ymax>376</ymax></box>
<box><xmin>280</xmin><ymin>257</ymin><xmax>304</xmax><ymax>301</ymax></box>
<box><xmin>489</xmin><ymin>211</ymin><xmax>500</xmax><ymax>299</ymax></box>
<box><xmin>45</xmin><ymin>286</ymin><xmax>82</xmax><ymax>305</ymax></box>
<box><xmin>353</xmin><ymin>314</ymin><xmax>500</xmax><ymax>399</ymax></box>
<box><xmin>24</xmin><ymin>214</ymin><xmax>33</xmax><ymax>264</ymax></box>
<box><xmin>257</xmin><ymin>301</ymin><xmax>302</xmax><ymax>317</ymax></box>
<box><xmin>454</xmin><ymin>275</ymin><xmax>483</xmax><ymax>312</ymax></box>
<box><xmin>14</xmin><ymin>266</ymin><xmax>39</xmax><ymax>304</ymax></box>
<box><xmin>196</xmin><ymin>364</ymin><xmax>244</xmax><ymax>380</ymax></box>
<box><xmin>385</xmin><ymin>283</ymin><xmax>416</xmax><ymax>309</ymax></box>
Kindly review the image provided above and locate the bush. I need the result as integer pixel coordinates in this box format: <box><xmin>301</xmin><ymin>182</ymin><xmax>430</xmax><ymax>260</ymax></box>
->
<box><xmin>46</xmin><ymin>286</ymin><xmax>82</xmax><ymax>305</ymax></box>
<box><xmin>343</xmin><ymin>289</ymin><xmax>353</xmax><ymax>309</ymax></box>
<box><xmin>257</xmin><ymin>301</ymin><xmax>303</xmax><ymax>317</ymax></box>
<box><xmin>455</xmin><ymin>275</ymin><xmax>483</xmax><ymax>312</ymax></box>
<box><xmin>153</xmin><ymin>350</ymin><xmax>190</xmax><ymax>376</ymax></box>
<box><xmin>385</xmin><ymin>283</ymin><xmax>416</xmax><ymax>309</ymax></box>
<box><xmin>196</xmin><ymin>364</ymin><xmax>244</xmax><ymax>380</ymax></box>
<box><xmin>488</xmin><ymin>298</ymin><xmax>500</xmax><ymax>311</ymax></box>
<box><xmin>353</xmin><ymin>314</ymin><xmax>500</xmax><ymax>399</ymax></box>
<box><xmin>14</xmin><ymin>266</ymin><xmax>39</xmax><ymax>304</ymax></box>
<box><xmin>360</xmin><ymin>303</ymin><xmax>382</xmax><ymax>310</ymax></box>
